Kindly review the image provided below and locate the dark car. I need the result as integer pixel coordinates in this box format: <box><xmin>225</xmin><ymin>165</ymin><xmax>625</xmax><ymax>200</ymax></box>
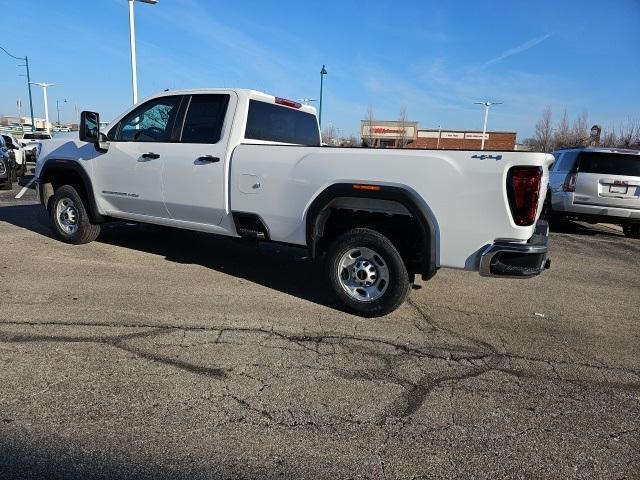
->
<box><xmin>0</xmin><ymin>135</ymin><xmax>14</xmax><ymax>190</ymax></box>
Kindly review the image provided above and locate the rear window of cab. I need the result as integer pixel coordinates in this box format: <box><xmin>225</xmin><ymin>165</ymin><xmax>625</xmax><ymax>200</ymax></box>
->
<box><xmin>245</xmin><ymin>100</ymin><xmax>320</xmax><ymax>146</ymax></box>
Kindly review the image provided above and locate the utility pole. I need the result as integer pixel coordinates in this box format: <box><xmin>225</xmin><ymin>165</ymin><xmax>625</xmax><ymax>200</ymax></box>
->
<box><xmin>1</xmin><ymin>46</ymin><xmax>36</xmax><ymax>132</ymax></box>
<box><xmin>474</xmin><ymin>101</ymin><xmax>502</xmax><ymax>150</ymax></box>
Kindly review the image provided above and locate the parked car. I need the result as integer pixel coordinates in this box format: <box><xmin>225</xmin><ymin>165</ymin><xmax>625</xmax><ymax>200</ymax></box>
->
<box><xmin>35</xmin><ymin>88</ymin><xmax>553</xmax><ymax>316</ymax></box>
<box><xmin>2</xmin><ymin>133</ymin><xmax>27</xmax><ymax>177</ymax></box>
<box><xmin>21</xmin><ymin>131</ymin><xmax>52</xmax><ymax>161</ymax></box>
<box><xmin>547</xmin><ymin>147</ymin><xmax>640</xmax><ymax>238</ymax></box>
<box><xmin>0</xmin><ymin>135</ymin><xmax>14</xmax><ymax>190</ymax></box>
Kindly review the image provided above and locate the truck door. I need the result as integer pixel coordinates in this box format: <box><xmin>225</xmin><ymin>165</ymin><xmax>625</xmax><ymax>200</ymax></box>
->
<box><xmin>161</xmin><ymin>92</ymin><xmax>236</xmax><ymax>226</ymax></box>
<box><xmin>93</xmin><ymin>95</ymin><xmax>182</xmax><ymax>219</ymax></box>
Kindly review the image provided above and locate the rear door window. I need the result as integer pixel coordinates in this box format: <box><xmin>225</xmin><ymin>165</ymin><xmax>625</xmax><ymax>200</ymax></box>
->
<box><xmin>578</xmin><ymin>152</ymin><xmax>640</xmax><ymax>177</ymax></box>
<box><xmin>180</xmin><ymin>94</ymin><xmax>230</xmax><ymax>144</ymax></box>
<box><xmin>245</xmin><ymin>100</ymin><xmax>320</xmax><ymax>146</ymax></box>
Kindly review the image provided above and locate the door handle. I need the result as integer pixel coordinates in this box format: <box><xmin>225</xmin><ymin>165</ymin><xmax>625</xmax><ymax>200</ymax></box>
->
<box><xmin>197</xmin><ymin>155</ymin><xmax>220</xmax><ymax>163</ymax></box>
<box><xmin>141</xmin><ymin>152</ymin><xmax>160</xmax><ymax>159</ymax></box>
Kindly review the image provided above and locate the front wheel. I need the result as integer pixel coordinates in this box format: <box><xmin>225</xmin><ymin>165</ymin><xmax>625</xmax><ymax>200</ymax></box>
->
<box><xmin>326</xmin><ymin>228</ymin><xmax>410</xmax><ymax>317</ymax></box>
<box><xmin>49</xmin><ymin>185</ymin><xmax>101</xmax><ymax>244</ymax></box>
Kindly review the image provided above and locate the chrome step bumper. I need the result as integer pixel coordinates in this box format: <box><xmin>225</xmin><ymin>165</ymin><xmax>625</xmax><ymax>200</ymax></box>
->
<box><xmin>480</xmin><ymin>220</ymin><xmax>550</xmax><ymax>278</ymax></box>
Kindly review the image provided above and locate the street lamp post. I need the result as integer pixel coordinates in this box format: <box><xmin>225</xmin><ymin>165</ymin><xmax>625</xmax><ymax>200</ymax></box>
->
<box><xmin>436</xmin><ymin>124</ymin><xmax>442</xmax><ymax>149</ymax></box>
<box><xmin>474</xmin><ymin>101</ymin><xmax>502</xmax><ymax>150</ymax></box>
<box><xmin>0</xmin><ymin>46</ymin><xmax>36</xmax><ymax>132</ymax></box>
<box><xmin>30</xmin><ymin>82</ymin><xmax>56</xmax><ymax>133</ymax></box>
<box><xmin>56</xmin><ymin>99</ymin><xmax>67</xmax><ymax>127</ymax></box>
<box><xmin>319</xmin><ymin>65</ymin><xmax>327</xmax><ymax>129</ymax></box>
<box><xmin>128</xmin><ymin>0</ymin><xmax>158</xmax><ymax>105</ymax></box>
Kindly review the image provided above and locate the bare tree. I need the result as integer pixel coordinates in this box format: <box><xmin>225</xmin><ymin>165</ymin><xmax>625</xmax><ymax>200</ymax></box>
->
<box><xmin>617</xmin><ymin>118</ymin><xmax>640</xmax><ymax>148</ymax></box>
<box><xmin>363</xmin><ymin>106</ymin><xmax>376</xmax><ymax>147</ymax></box>
<box><xmin>599</xmin><ymin>125</ymin><xmax>617</xmax><ymax>147</ymax></box>
<box><xmin>322</xmin><ymin>124</ymin><xmax>337</xmax><ymax>145</ymax></box>
<box><xmin>396</xmin><ymin>106</ymin><xmax>408</xmax><ymax>148</ymax></box>
<box><xmin>533</xmin><ymin>105</ymin><xmax>554</xmax><ymax>152</ymax></box>
<box><xmin>554</xmin><ymin>109</ymin><xmax>570</xmax><ymax>149</ymax></box>
<box><xmin>570</xmin><ymin>110</ymin><xmax>590</xmax><ymax>147</ymax></box>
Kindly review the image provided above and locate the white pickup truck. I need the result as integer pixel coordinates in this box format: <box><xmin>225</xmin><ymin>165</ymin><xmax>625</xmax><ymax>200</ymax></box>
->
<box><xmin>36</xmin><ymin>88</ymin><xmax>553</xmax><ymax>316</ymax></box>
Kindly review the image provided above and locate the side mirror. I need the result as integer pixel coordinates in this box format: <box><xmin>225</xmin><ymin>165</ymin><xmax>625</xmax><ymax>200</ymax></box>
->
<box><xmin>79</xmin><ymin>111</ymin><xmax>100</xmax><ymax>143</ymax></box>
<box><xmin>21</xmin><ymin>142</ymin><xmax>26</xmax><ymax>147</ymax></box>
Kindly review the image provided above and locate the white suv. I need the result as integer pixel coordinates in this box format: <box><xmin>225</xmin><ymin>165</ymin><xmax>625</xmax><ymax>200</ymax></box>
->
<box><xmin>547</xmin><ymin>147</ymin><xmax>640</xmax><ymax>238</ymax></box>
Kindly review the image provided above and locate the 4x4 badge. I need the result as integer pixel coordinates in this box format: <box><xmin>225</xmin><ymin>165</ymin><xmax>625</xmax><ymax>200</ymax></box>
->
<box><xmin>472</xmin><ymin>154</ymin><xmax>503</xmax><ymax>161</ymax></box>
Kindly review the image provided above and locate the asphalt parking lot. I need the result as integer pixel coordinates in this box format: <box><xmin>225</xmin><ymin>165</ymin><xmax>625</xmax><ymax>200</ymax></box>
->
<box><xmin>0</xmin><ymin>168</ymin><xmax>639</xmax><ymax>480</ymax></box>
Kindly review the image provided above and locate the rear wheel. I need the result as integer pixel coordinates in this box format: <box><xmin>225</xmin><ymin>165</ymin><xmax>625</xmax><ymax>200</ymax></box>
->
<box><xmin>49</xmin><ymin>185</ymin><xmax>101</xmax><ymax>244</ymax></box>
<box><xmin>326</xmin><ymin>228</ymin><xmax>410</xmax><ymax>317</ymax></box>
<box><xmin>622</xmin><ymin>223</ymin><xmax>640</xmax><ymax>239</ymax></box>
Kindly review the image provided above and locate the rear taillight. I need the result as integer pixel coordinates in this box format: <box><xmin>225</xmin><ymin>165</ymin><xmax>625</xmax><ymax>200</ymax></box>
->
<box><xmin>507</xmin><ymin>166</ymin><xmax>543</xmax><ymax>226</ymax></box>
<box><xmin>562</xmin><ymin>172</ymin><xmax>577</xmax><ymax>192</ymax></box>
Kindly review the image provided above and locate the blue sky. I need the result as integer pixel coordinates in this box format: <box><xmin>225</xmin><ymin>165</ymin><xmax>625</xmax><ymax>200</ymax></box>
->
<box><xmin>1</xmin><ymin>0</ymin><xmax>638</xmax><ymax>139</ymax></box>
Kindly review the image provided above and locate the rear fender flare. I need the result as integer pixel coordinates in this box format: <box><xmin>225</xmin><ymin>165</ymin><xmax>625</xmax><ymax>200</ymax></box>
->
<box><xmin>305</xmin><ymin>183</ymin><xmax>439</xmax><ymax>280</ymax></box>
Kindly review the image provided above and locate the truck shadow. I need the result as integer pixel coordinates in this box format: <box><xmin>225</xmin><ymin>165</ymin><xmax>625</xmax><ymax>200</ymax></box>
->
<box><xmin>0</xmin><ymin>204</ymin><xmax>338</xmax><ymax>311</ymax></box>
<box><xmin>546</xmin><ymin>217</ymin><xmax>624</xmax><ymax>237</ymax></box>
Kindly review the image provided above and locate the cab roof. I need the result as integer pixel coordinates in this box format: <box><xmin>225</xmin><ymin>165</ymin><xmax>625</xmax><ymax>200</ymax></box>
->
<box><xmin>144</xmin><ymin>88</ymin><xmax>318</xmax><ymax>116</ymax></box>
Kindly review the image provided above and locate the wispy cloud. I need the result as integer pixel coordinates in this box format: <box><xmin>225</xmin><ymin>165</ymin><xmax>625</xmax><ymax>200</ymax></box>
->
<box><xmin>483</xmin><ymin>33</ymin><xmax>553</xmax><ymax>68</ymax></box>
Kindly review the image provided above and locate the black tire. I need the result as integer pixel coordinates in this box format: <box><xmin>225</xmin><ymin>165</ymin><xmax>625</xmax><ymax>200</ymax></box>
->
<box><xmin>49</xmin><ymin>185</ymin><xmax>101</xmax><ymax>244</ymax></box>
<box><xmin>17</xmin><ymin>163</ymin><xmax>26</xmax><ymax>177</ymax></box>
<box><xmin>622</xmin><ymin>223</ymin><xmax>640</xmax><ymax>239</ymax></box>
<box><xmin>326</xmin><ymin>228</ymin><xmax>411</xmax><ymax>317</ymax></box>
<box><xmin>1</xmin><ymin>178</ymin><xmax>12</xmax><ymax>190</ymax></box>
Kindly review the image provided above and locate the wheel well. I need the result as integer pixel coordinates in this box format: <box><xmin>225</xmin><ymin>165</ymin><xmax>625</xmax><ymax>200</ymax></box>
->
<box><xmin>39</xmin><ymin>166</ymin><xmax>103</xmax><ymax>223</ymax></box>
<box><xmin>317</xmin><ymin>206</ymin><xmax>426</xmax><ymax>277</ymax></box>
<box><xmin>307</xmin><ymin>186</ymin><xmax>438</xmax><ymax>280</ymax></box>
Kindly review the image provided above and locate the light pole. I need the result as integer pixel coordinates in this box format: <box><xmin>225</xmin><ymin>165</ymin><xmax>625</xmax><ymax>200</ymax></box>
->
<box><xmin>474</xmin><ymin>101</ymin><xmax>502</xmax><ymax>150</ymax></box>
<box><xmin>436</xmin><ymin>124</ymin><xmax>442</xmax><ymax>149</ymax></box>
<box><xmin>30</xmin><ymin>82</ymin><xmax>56</xmax><ymax>133</ymax></box>
<box><xmin>319</xmin><ymin>65</ymin><xmax>327</xmax><ymax>129</ymax></box>
<box><xmin>56</xmin><ymin>99</ymin><xmax>67</xmax><ymax>127</ymax></box>
<box><xmin>1</xmin><ymin>46</ymin><xmax>36</xmax><ymax>132</ymax></box>
<box><xmin>128</xmin><ymin>0</ymin><xmax>158</xmax><ymax>105</ymax></box>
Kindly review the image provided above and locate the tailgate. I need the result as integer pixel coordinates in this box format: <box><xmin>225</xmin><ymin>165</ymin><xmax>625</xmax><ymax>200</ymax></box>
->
<box><xmin>573</xmin><ymin>152</ymin><xmax>640</xmax><ymax>210</ymax></box>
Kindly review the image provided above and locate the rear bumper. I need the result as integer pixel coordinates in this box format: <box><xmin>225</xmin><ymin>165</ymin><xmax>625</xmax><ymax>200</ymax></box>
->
<box><xmin>554</xmin><ymin>193</ymin><xmax>640</xmax><ymax>222</ymax></box>
<box><xmin>480</xmin><ymin>220</ymin><xmax>550</xmax><ymax>278</ymax></box>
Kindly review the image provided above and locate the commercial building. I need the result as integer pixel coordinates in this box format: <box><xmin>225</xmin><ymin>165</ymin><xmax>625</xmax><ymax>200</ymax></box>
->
<box><xmin>361</xmin><ymin>120</ymin><xmax>516</xmax><ymax>150</ymax></box>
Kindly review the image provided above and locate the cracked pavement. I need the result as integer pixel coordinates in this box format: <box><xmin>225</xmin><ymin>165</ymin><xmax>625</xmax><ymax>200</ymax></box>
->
<box><xmin>0</xmin><ymin>175</ymin><xmax>639</xmax><ymax>479</ymax></box>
